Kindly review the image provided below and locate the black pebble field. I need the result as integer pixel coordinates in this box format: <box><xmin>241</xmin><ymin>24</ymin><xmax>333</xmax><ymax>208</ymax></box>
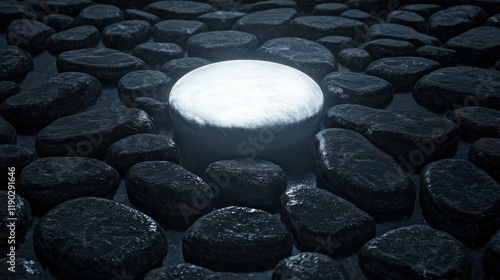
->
<box><xmin>1</xmin><ymin>0</ymin><xmax>500</xmax><ymax>279</ymax></box>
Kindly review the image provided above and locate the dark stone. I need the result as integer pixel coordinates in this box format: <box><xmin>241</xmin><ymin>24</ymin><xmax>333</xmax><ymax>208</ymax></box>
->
<box><xmin>280</xmin><ymin>185</ymin><xmax>375</xmax><ymax>257</ymax></box>
<box><xmin>412</xmin><ymin>66</ymin><xmax>500</xmax><ymax>112</ymax></box>
<box><xmin>295</xmin><ymin>0</ymin><xmax>331</xmax><ymax>11</ymax></box>
<box><xmin>183</xmin><ymin>206</ymin><xmax>293</xmax><ymax>271</ymax></box>
<box><xmin>41</xmin><ymin>14</ymin><xmax>75</xmax><ymax>32</ymax></box>
<box><xmin>272</xmin><ymin>252</ymin><xmax>350</xmax><ymax>280</ymax></box>
<box><xmin>343</xmin><ymin>0</ymin><xmax>384</xmax><ymax>13</ymax></box>
<box><xmin>316</xmin><ymin>35</ymin><xmax>356</xmax><ymax>54</ymax></box>
<box><xmin>160</xmin><ymin>57</ymin><xmax>212</xmax><ymax>81</ymax></box>
<box><xmin>45</xmin><ymin>25</ymin><xmax>100</xmax><ymax>54</ymax></box>
<box><xmin>429</xmin><ymin>5</ymin><xmax>487</xmax><ymax>42</ymax></box>
<box><xmin>340</xmin><ymin>9</ymin><xmax>380</xmax><ymax>26</ymax></box>
<box><xmin>6</xmin><ymin>19</ymin><xmax>55</xmax><ymax>54</ymax></box>
<box><xmin>359</xmin><ymin>225</ymin><xmax>471</xmax><ymax>280</ymax></box>
<box><xmin>337</xmin><ymin>47</ymin><xmax>372</xmax><ymax>71</ymax></box>
<box><xmin>402</xmin><ymin>4</ymin><xmax>442</xmax><ymax>18</ymax></box>
<box><xmin>153</xmin><ymin>19</ymin><xmax>208</xmax><ymax>47</ymax></box>
<box><xmin>324</xmin><ymin>104</ymin><xmax>460</xmax><ymax>173</ymax></box>
<box><xmin>145</xmin><ymin>263</ymin><xmax>241</xmax><ymax>280</ymax></box>
<box><xmin>420</xmin><ymin>159</ymin><xmax>500</xmax><ymax>240</ymax></box>
<box><xmin>107</xmin><ymin>134</ymin><xmax>179</xmax><ymax>176</ymax></box>
<box><xmin>35</xmin><ymin>107</ymin><xmax>154</xmax><ymax>158</ymax></box>
<box><xmin>232</xmin><ymin>8</ymin><xmax>297</xmax><ymax>43</ymax></box>
<box><xmin>387</xmin><ymin>10</ymin><xmax>427</xmax><ymax>33</ymax></box>
<box><xmin>255</xmin><ymin>37</ymin><xmax>336</xmax><ymax>81</ymax></box>
<box><xmin>496</xmin><ymin>59</ymin><xmax>500</xmax><ymax>70</ymax></box>
<box><xmin>448</xmin><ymin>106</ymin><xmax>500</xmax><ymax>141</ymax></box>
<box><xmin>197</xmin><ymin>11</ymin><xmax>247</xmax><ymax>31</ymax></box>
<box><xmin>444</xmin><ymin>26</ymin><xmax>500</xmax><ymax>67</ymax></box>
<box><xmin>204</xmin><ymin>159</ymin><xmax>286</xmax><ymax>212</ymax></box>
<box><xmin>0</xmin><ymin>3</ymin><xmax>37</xmax><ymax>28</ymax></box>
<box><xmin>416</xmin><ymin>45</ymin><xmax>458</xmax><ymax>67</ymax></box>
<box><xmin>186</xmin><ymin>31</ymin><xmax>257</xmax><ymax>61</ymax></box>
<box><xmin>237</xmin><ymin>0</ymin><xmax>298</xmax><ymax>13</ymax></box>
<box><xmin>484</xmin><ymin>230</ymin><xmax>500</xmax><ymax>278</ymax></box>
<box><xmin>145</xmin><ymin>1</ymin><xmax>216</xmax><ymax>20</ymax></box>
<box><xmin>313</xmin><ymin>3</ymin><xmax>349</xmax><ymax>16</ymax></box>
<box><xmin>102</xmin><ymin>20</ymin><xmax>151</xmax><ymax>51</ymax></box>
<box><xmin>132</xmin><ymin>42</ymin><xmax>184</xmax><ymax>70</ymax></box>
<box><xmin>75</xmin><ymin>4</ymin><xmax>124</xmax><ymax>32</ymax></box>
<box><xmin>33</xmin><ymin>0</ymin><xmax>94</xmax><ymax>18</ymax></box>
<box><xmin>487</xmin><ymin>13</ymin><xmax>500</xmax><ymax>27</ymax></box>
<box><xmin>368</xmin><ymin>23</ymin><xmax>441</xmax><ymax>47</ymax></box>
<box><xmin>469</xmin><ymin>137</ymin><xmax>500</xmax><ymax>182</ymax></box>
<box><xmin>134</xmin><ymin>97</ymin><xmax>170</xmax><ymax>129</ymax></box>
<box><xmin>1</xmin><ymin>72</ymin><xmax>101</xmax><ymax>127</ymax></box>
<box><xmin>0</xmin><ymin>191</ymin><xmax>32</xmax><ymax>250</ymax></box>
<box><xmin>18</xmin><ymin>157</ymin><xmax>119</xmax><ymax>208</ymax></box>
<box><xmin>0</xmin><ymin>118</ymin><xmax>16</xmax><ymax>145</ymax></box>
<box><xmin>117</xmin><ymin>70</ymin><xmax>172</xmax><ymax>106</ymax></box>
<box><xmin>0</xmin><ymin>81</ymin><xmax>20</xmax><ymax>104</ymax></box>
<box><xmin>290</xmin><ymin>16</ymin><xmax>367</xmax><ymax>40</ymax></box>
<box><xmin>92</xmin><ymin>0</ymin><xmax>140</xmax><ymax>9</ymax></box>
<box><xmin>0</xmin><ymin>145</ymin><xmax>37</xmax><ymax>191</ymax></box>
<box><xmin>362</xmin><ymin>38</ymin><xmax>416</xmax><ymax>60</ymax></box>
<box><xmin>57</xmin><ymin>48</ymin><xmax>147</xmax><ymax>84</ymax></box>
<box><xmin>124</xmin><ymin>9</ymin><xmax>161</xmax><ymax>25</ymax></box>
<box><xmin>0</xmin><ymin>258</ymin><xmax>43</xmax><ymax>280</ymax></box>
<box><xmin>321</xmin><ymin>72</ymin><xmax>393</xmax><ymax>109</ymax></box>
<box><xmin>33</xmin><ymin>197</ymin><xmax>168</xmax><ymax>279</ymax></box>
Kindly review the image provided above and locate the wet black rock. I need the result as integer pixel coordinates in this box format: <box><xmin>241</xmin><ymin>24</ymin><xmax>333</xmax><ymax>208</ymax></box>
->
<box><xmin>314</xmin><ymin>128</ymin><xmax>415</xmax><ymax>218</ymax></box>
<box><xmin>0</xmin><ymin>145</ymin><xmax>37</xmax><ymax>190</ymax></box>
<box><xmin>340</xmin><ymin>9</ymin><xmax>379</xmax><ymax>26</ymax></box>
<box><xmin>387</xmin><ymin>10</ymin><xmax>427</xmax><ymax>33</ymax></box>
<box><xmin>0</xmin><ymin>258</ymin><xmax>43</xmax><ymax>280</ymax></box>
<box><xmin>237</xmin><ymin>0</ymin><xmax>298</xmax><ymax>13</ymax></box>
<box><xmin>487</xmin><ymin>13</ymin><xmax>500</xmax><ymax>27</ymax></box>
<box><xmin>186</xmin><ymin>31</ymin><xmax>258</xmax><ymax>61</ymax></box>
<box><xmin>280</xmin><ymin>185</ymin><xmax>375</xmax><ymax>257</ymax></box>
<box><xmin>204</xmin><ymin>159</ymin><xmax>286</xmax><ymax>211</ymax></box>
<box><xmin>1</xmin><ymin>72</ymin><xmax>101</xmax><ymax>127</ymax></box>
<box><xmin>444</xmin><ymin>26</ymin><xmax>500</xmax><ymax>67</ymax></box>
<box><xmin>197</xmin><ymin>11</ymin><xmax>247</xmax><ymax>31</ymax></box>
<box><xmin>362</xmin><ymin>39</ymin><xmax>416</xmax><ymax>60</ymax></box>
<box><xmin>183</xmin><ymin>206</ymin><xmax>293</xmax><ymax>271</ymax></box>
<box><xmin>496</xmin><ymin>59</ymin><xmax>500</xmax><ymax>70</ymax></box>
<box><xmin>416</xmin><ymin>45</ymin><xmax>458</xmax><ymax>67</ymax></box>
<box><xmin>343</xmin><ymin>0</ymin><xmax>383</xmax><ymax>13</ymax></box>
<box><xmin>41</xmin><ymin>14</ymin><xmax>75</xmax><ymax>32</ymax></box>
<box><xmin>33</xmin><ymin>0</ymin><xmax>94</xmax><ymax>18</ymax></box>
<box><xmin>57</xmin><ymin>48</ymin><xmax>147</xmax><ymax>84</ymax></box>
<box><xmin>107</xmin><ymin>134</ymin><xmax>179</xmax><ymax>176</ymax></box>
<box><xmin>118</xmin><ymin>70</ymin><xmax>172</xmax><ymax>107</ymax></box>
<box><xmin>232</xmin><ymin>8</ymin><xmax>297</xmax><ymax>43</ymax></box>
<box><xmin>75</xmin><ymin>4</ymin><xmax>124</xmax><ymax>31</ymax></box>
<box><xmin>290</xmin><ymin>16</ymin><xmax>366</xmax><ymax>40</ymax></box>
<box><xmin>33</xmin><ymin>197</ymin><xmax>168</xmax><ymax>279</ymax></box>
<box><xmin>484</xmin><ymin>230</ymin><xmax>500</xmax><ymax>278</ymax></box>
<box><xmin>316</xmin><ymin>35</ymin><xmax>356</xmax><ymax>54</ymax></box>
<box><xmin>420</xmin><ymin>159</ymin><xmax>500</xmax><ymax>240</ymax></box>
<box><xmin>132</xmin><ymin>42</ymin><xmax>184</xmax><ymax>70</ymax></box>
<box><xmin>272</xmin><ymin>252</ymin><xmax>350</xmax><ymax>280</ymax></box>
<box><xmin>0</xmin><ymin>81</ymin><xmax>20</xmax><ymax>104</ymax></box>
<box><xmin>402</xmin><ymin>4</ymin><xmax>442</xmax><ymax>18</ymax></box>
<box><xmin>313</xmin><ymin>3</ymin><xmax>349</xmax><ymax>16</ymax></box>
<box><xmin>0</xmin><ymin>118</ymin><xmax>16</xmax><ymax>145</ymax></box>
<box><xmin>359</xmin><ymin>225</ymin><xmax>471</xmax><ymax>280</ymax></box>
<box><xmin>469</xmin><ymin>137</ymin><xmax>500</xmax><ymax>182</ymax></box>
<box><xmin>255</xmin><ymin>37</ymin><xmax>336</xmax><ymax>81</ymax></box>
<box><xmin>412</xmin><ymin>66</ymin><xmax>500</xmax><ymax>112</ymax></box>
<box><xmin>160</xmin><ymin>57</ymin><xmax>211</xmax><ymax>81</ymax></box>
<box><xmin>0</xmin><ymin>191</ymin><xmax>32</xmax><ymax>250</ymax></box>
<box><xmin>45</xmin><ymin>25</ymin><xmax>100</xmax><ymax>54</ymax></box>
<box><xmin>324</xmin><ymin>104</ymin><xmax>460</xmax><ymax>173</ymax></box>
<box><xmin>449</xmin><ymin>106</ymin><xmax>500</xmax><ymax>141</ymax></box>
<box><xmin>6</xmin><ymin>19</ymin><xmax>55</xmax><ymax>54</ymax></box>
<box><xmin>321</xmin><ymin>72</ymin><xmax>393</xmax><ymax>109</ymax></box>
<box><xmin>145</xmin><ymin>1</ymin><xmax>216</xmax><ymax>20</ymax></box>
<box><xmin>134</xmin><ymin>97</ymin><xmax>170</xmax><ymax>129</ymax></box>
<box><xmin>35</xmin><ymin>107</ymin><xmax>154</xmax><ymax>158</ymax></box>
<box><xmin>124</xmin><ymin>9</ymin><xmax>161</xmax><ymax>25</ymax></box>
<box><xmin>368</xmin><ymin>23</ymin><xmax>440</xmax><ymax>47</ymax></box>
<box><xmin>0</xmin><ymin>3</ymin><xmax>37</xmax><ymax>27</ymax></box>
<box><xmin>428</xmin><ymin>5</ymin><xmax>486</xmax><ymax>42</ymax></box>
<box><xmin>337</xmin><ymin>47</ymin><xmax>372</xmax><ymax>71</ymax></box>
<box><xmin>18</xmin><ymin>157</ymin><xmax>119</xmax><ymax>208</ymax></box>
<box><xmin>145</xmin><ymin>263</ymin><xmax>241</xmax><ymax>280</ymax></box>
<box><xmin>102</xmin><ymin>20</ymin><xmax>151</xmax><ymax>50</ymax></box>
<box><xmin>153</xmin><ymin>20</ymin><xmax>208</xmax><ymax>47</ymax></box>
<box><xmin>0</xmin><ymin>46</ymin><xmax>32</xmax><ymax>82</ymax></box>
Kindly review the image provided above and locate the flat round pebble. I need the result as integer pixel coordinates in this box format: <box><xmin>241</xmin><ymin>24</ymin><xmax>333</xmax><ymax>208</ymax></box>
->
<box><xmin>197</xmin><ymin>11</ymin><xmax>247</xmax><ymax>31</ymax></box>
<box><xmin>324</xmin><ymin>104</ymin><xmax>460</xmax><ymax>173</ymax></box>
<box><xmin>41</xmin><ymin>14</ymin><xmax>75</xmax><ymax>32</ymax></box>
<box><xmin>420</xmin><ymin>159</ymin><xmax>500</xmax><ymax>240</ymax></box>
<box><xmin>366</xmin><ymin>56</ymin><xmax>440</xmax><ymax>92</ymax></box>
<box><xmin>0</xmin><ymin>3</ymin><xmax>37</xmax><ymax>27</ymax></box>
<box><xmin>0</xmin><ymin>46</ymin><xmax>33</xmax><ymax>82</ymax></box>
<box><xmin>0</xmin><ymin>81</ymin><xmax>20</xmax><ymax>104</ymax></box>
<box><xmin>102</xmin><ymin>20</ymin><xmax>151</xmax><ymax>50</ymax></box>
<box><xmin>57</xmin><ymin>48</ymin><xmax>147</xmax><ymax>84</ymax></box>
<box><xmin>428</xmin><ymin>5</ymin><xmax>486</xmax><ymax>42</ymax></box>
<box><xmin>237</xmin><ymin>0</ymin><xmax>298</xmax><ymax>13</ymax></box>
<box><xmin>469</xmin><ymin>137</ymin><xmax>500</xmax><ymax>182</ymax></box>
<box><xmin>160</xmin><ymin>57</ymin><xmax>212</xmax><ymax>81</ymax></box>
<box><xmin>487</xmin><ymin>13</ymin><xmax>500</xmax><ymax>27</ymax></box>
<box><xmin>0</xmin><ymin>258</ymin><xmax>43</xmax><ymax>280</ymax></box>
<box><xmin>255</xmin><ymin>37</ymin><xmax>336</xmax><ymax>81</ymax></box>
<box><xmin>134</xmin><ymin>97</ymin><xmax>170</xmax><ymax>128</ymax></box>
<box><xmin>18</xmin><ymin>157</ymin><xmax>119</xmax><ymax>208</ymax></box>
<box><xmin>387</xmin><ymin>10</ymin><xmax>426</xmax><ymax>33</ymax></box>
<box><xmin>362</xmin><ymin>38</ymin><xmax>416</xmax><ymax>60</ymax></box>
<box><xmin>0</xmin><ymin>145</ymin><xmax>37</xmax><ymax>190</ymax></box>
<box><xmin>337</xmin><ymin>47</ymin><xmax>372</xmax><ymax>71</ymax></box>
<box><xmin>132</xmin><ymin>42</ymin><xmax>184</xmax><ymax>70</ymax></box>
<box><xmin>313</xmin><ymin>3</ymin><xmax>349</xmax><ymax>15</ymax></box>
<box><xmin>153</xmin><ymin>20</ymin><xmax>208</xmax><ymax>47</ymax></box>
<box><xmin>340</xmin><ymin>9</ymin><xmax>379</xmax><ymax>26</ymax></box>
<box><xmin>35</xmin><ymin>107</ymin><xmax>153</xmax><ymax>158</ymax></box>
<box><xmin>290</xmin><ymin>16</ymin><xmax>366</xmax><ymax>40</ymax></box>
<box><xmin>368</xmin><ymin>23</ymin><xmax>440</xmax><ymax>47</ymax></box>
<box><xmin>402</xmin><ymin>4</ymin><xmax>442</xmax><ymax>18</ymax></box>
<box><xmin>413</xmin><ymin>66</ymin><xmax>500</xmax><ymax>112</ymax></box>
<box><xmin>34</xmin><ymin>197</ymin><xmax>168</xmax><ymax>279</ymax></box>
<box><xmin>75</xmin><ymin>4</ymin><xmax>124</xmax><ymax>31</ymax></box>
<box><xmin>145</xmin><ymin>263</ymin><xmax>241</xmax><ymax>280</ymax></box>
<box><xmin>0</xmin><ymin>117</ymin><xmax>16</xmax><ymax>144</ymax></box>
<box><xmin>316</xmin><ymin>35</ymin><xmax>356</xmax><ymax>54</ymax></box>
<box><xmin>0</xmin><ymin>191</ymin><xmax>32</xmax><ymax>249</ymax></box>
<box><xmin>1</xmin><ymin>72</ymin><xmax>102</xmax><ymax>126</ymax></box>
<box><xmin>484</xmin><ymin>230</ymin><xmax>500</xmax><ymax>278</ymax></box>
<box><xmin>124</xmin><ymin>9</ymin><xmax>161</xmax><ymax>25</ymax></box>
<box><xmin>6</xmin><ymin>19</ymin><xmax>55</xmax><ymax>54</ymax></box>
<box><xmin>358</xmin><ymin>225</ymin><xmax>471</xmax><ymax>280</ymax></box>
<box><xmin>183</xmin><ymin>206</ymin><xmax>293</xmax><ymax>271</ymax></box>
<box><xmin>280</xmin><ymin>185</ymin><xmax>375</xmax><ymax>257</ymax></box>
<box><xmin>444</xmin><ymin>26</ymin><xmax>500</xmax><ymax>67</ymax></box>
<box><xmin>33</xmin><ymin>0</ymin><xmax>94</xmax><ymax>17</ymax></box>
<box><xmin>145</xmin><ymin>1</ymin><xmax>216</xmax><ymax>20</ymax></box>
<box><xmin>118</xmin><ymin>70</ymin><xmax>172</xmax><ymax>106</ymax></box>
<box><xmin>186</xmin><ymin>31</ymin><xmax>257</xmax><ymax>61</ymax></box>
<box><xmin>45</xmin><ymin>25</ymin><xmax>100</xmax><ymax>54</ymax></box>
<box><xmin>232</xmin><ymin>8</ymin><xmax>297</xmax><ymax>42</ymax></box>
<box><xmin>107</xmin><ymin>134</ymin><xmax>179</xmax><ymax>176</ymax></box>
<box><xmin>272</xmin><ymin>252</ymin><xmax>350</xmax><ymax>280</ymax></box>
<box><xmin>204</xmin><ymin>159</ymin><xmax>286</xmax><ymax>211</ymax></box>
<box><xmin>416</xmin><ymin>45</ymin><xmax>458</xmax><ymax>67</ymax></box>
<box><xmin>449</xmin><ymin>106</ymin><xmax>500</xmax><ymax>141</ymax></box>
<box><xmin>343</xmin><ymin>0</ymin><xmax>383</xmax><ymax>13</ymax></box>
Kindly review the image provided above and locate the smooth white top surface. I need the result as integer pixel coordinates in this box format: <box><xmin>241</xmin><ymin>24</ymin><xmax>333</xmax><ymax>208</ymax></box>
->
<box><xmin>169</xmin><ymin>60</ymin><xmax>324</xmax><ymax>129</ymax></box>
